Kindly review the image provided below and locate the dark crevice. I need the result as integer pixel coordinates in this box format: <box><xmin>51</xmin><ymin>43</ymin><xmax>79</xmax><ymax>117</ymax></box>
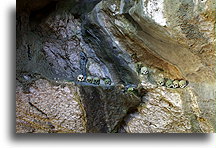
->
<box><xmin>82</xmin><ymin>16</ymin><xmax>140</xmax><ymax>85</ymax></box>
<box><xmin>28</xmin><ymin>101</ymin><xmax>48</xmax><ymax>118</ymax></box>
<box><xmin>29</xmin><ymin>1</ymin><xmax>58</xmax><ymax>24</ymax></box>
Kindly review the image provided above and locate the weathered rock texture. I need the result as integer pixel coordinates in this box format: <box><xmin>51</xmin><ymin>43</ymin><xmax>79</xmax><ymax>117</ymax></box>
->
<box><xmin>16</xmin><ymin>0</ymin><xmax>215</xmax><ymax>133</ymax></box>
<box><xmin>16</xmin><ymin>79</ymin><xmax>140</xmax><ymax>133</ymax></box>
<box><xmin>79</xmin><ymin>85</ymin><xmax>140</xmax><ymax>132</ymax></box>
<box><xmin>16</xmin><ymin>79</ymin><xmax>86</xmax><ymax>133</ymax></box>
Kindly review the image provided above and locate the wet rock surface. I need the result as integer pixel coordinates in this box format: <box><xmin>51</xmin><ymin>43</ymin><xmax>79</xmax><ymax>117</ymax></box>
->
<box><xmin>16</xmin><ymin>0</ymin><xmax>215</xmax><ymax>133</ymax></box>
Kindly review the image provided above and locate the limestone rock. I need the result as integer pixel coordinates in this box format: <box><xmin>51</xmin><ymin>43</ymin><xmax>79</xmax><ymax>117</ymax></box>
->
<box><xmin>16</xmin><ymin>79</ymin><xmax>86</xmax><ymax>133</ymax></box>
<box><xmin>16</xmin><ymin>0</ymin><xmax>216</xmax><ymax>133</ymax></box>
<box><xmin>79</xmin><ymin>85</ymin><xmax>141</xmax><ymax>133</ymax></box>
<box><xmin>16</xmin><ymin>79</ymin><xmax>141</xmax><ymax>133</ymax></box>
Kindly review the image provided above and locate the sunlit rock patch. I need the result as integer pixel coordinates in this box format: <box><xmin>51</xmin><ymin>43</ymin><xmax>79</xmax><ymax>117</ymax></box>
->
<box><xmin>123</xmin><ymin>86</ymin><xmax>213</xmax><ymax>133</ymax></box>
<box><xmin>16</xmin><ymin>79</ymin><xmax>86</xmax><ymax>133</ymax></box>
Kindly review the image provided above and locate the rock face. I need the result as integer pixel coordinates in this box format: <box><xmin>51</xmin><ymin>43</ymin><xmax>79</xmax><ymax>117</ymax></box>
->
<box><xmin>16</xmin><ymin>79</ymin><xmax>86</xmax><ymax>133</ymax></box>
<box><xmin>16</xmin><ymin>0</ymin><xmax>215</xmax><ymax>133</ymax></box>
<box><xmin>79</xmin><ymin>85</ymin><xmax>140</xmax><ymax>132</ymax></box>
<box><xmin>16</xmin><ymin>79</ymin><xmax>140</xmax><ymax>133</ymax></box>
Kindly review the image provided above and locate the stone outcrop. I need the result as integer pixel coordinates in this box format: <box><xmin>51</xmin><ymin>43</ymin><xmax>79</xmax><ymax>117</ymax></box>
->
<box><xmin>16</xmin><ymin>79</ymin><xmax>86</xmax><ymax>133</ymax></box>
<box><xmin>16</xmin><ymin>0</ymin><xmax>216</xmax><ymax>133</ymax></box>
<box><xmin>16</xmin><ymin>79</ymin><xmax>140</xmax><ymax>133</ymax></box>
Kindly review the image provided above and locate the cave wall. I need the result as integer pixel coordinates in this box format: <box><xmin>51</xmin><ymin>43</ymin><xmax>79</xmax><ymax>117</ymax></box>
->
<box><xmin>16</xmin><ymin>0</ymin><xmax>216</xmax><ymax>133</ymax></box>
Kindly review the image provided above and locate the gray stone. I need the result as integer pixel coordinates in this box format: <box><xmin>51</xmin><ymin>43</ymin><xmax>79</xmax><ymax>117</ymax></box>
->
<box><xmin>16</xmin><ymin>0</ymin><xmax>216</xmax><ymax>133</ymax></box>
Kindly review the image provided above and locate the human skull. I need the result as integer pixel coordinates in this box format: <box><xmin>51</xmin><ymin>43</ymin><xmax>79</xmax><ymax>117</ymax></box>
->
<box><xmin>165</xmin><ymin>79</ymin><xmax>173</xmax><ymax>88</ymax></box>
<box><xmin>179</xmin><ymin>80</ymin><xmax>187</xmax><ymax>88</ymax></box>
<box><xmin>157</xmin><ymin>77</ymin><xmax>165</xmax><ymax>86</ymax></box>
<box><xmin>104</xmin><ymin>78</ymin><xmax>111</xmax><ymax>85</ymax></box>
<box><xmin>77</xmin><ymin>74</ymin><xmax>84</xmax><ymax>82</ymax></box>
<box><xmin>173</xmin><ymin>80</ymin><xmax>179</xmax><ymax>88</ymax></box>
<box><xmin>116</xmin><ymin>84</ymin><xmax>125</xmax><ymax>92</ymax></box>
<box><xmin>127</xmin><ymin>87</ymin><xmax>134</xmax><ymax>92</ymax></box>
<box><xmin>93</xmin><ymin>77</ymin><xmax>100</xmax><ymax>85</ymax></box>
<box><xmin>86</xmin><ymin>76</ymin><xmax>93</xmax><ymax>83</ymax></box>
<box><xmin>140</xmin><ymin>66</ymin><xmax>148</xmax><ymax>75</ymax></box>
<box><xmin>127</xmin><ymin>86</ymin><xmax>138</xmax><ymax>95</ymax></box>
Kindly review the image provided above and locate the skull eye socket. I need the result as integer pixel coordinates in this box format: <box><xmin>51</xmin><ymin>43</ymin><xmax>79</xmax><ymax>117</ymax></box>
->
<box><xmin>179</xmin><ymin>80</ymin><xmax>187</xmax><ymax>88</ymax></box>
<box><xmin>166</xmin><ymin>80</ymin><xmax>173</xmax><ymax>88</ymax></box>
<box><xmin>170</xmin><ymin>84</ymin><xmax>174</xmax><ymax>88</ymax></box>
<box><xmin>104</xmin><ymin>79</ymin><xmax>111</xmax><ymax>85</ymax></box>
<box><xmin>157</xmin><ymin>78</ymin><xmax>165</xmax><ymax>86</ymax></box>
<box><xmin>127</xmin><ymin>87</ymin><xmax>134</xmax><ymax>92</ymax></box>
<box><xmin>173</xmin><ymin>81</ymin><xmax>179</xmax><ymax>88</ymax></box>
<box><xmin>140</xmin><ymin>67</ymin><xmax>148</xmax><ymax>75</ymax></box>
<box><xmin>77</xmin><ymin>75</ymin><xmax>84</xmax><ymax>81</ymax></box>
<box><xmin>180</xmin><ymin>83</ymin><xmax>186</xmax><ymax>88</ymax></box>
<box><xmin>159</xmin><ymin>81</ymin><xmax>164</xmax><ymax>85</ymax></box>
<box><xmin>180</xmin><ymin>84</ymin><xmax>184</xmax><ymax>88</ymax></box>
<box><xmin>93</xmin><ymin>77</ymin><xmax>100</xmax><ymax>85</ymax></box>
<box><xmin>86</xmin><ymin>77</ymin><xmax>92</xmax><ymax>83</ymax></box>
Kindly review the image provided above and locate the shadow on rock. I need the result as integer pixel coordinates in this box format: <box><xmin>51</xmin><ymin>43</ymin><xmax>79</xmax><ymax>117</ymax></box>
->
<box><xmin>79</xmin><ymin>85</ymin><xmax>141</xmax><ymax>133</ymax></box>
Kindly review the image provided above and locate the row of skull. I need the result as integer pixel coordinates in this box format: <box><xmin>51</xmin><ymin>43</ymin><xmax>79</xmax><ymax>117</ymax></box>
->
<box><xmin>138</xmin><ymin>65</ymin><xmax>188</xmax><ymax>88</ymax></box>
<box><xmin>77</xmin><ymin>74</ymin><xmax>112</xmax><ymax>85</ymax></box>
<box><xmin>157</xmin><ymin>78</ymin><xmax>188</xmax><ymax>88</ymax></box>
